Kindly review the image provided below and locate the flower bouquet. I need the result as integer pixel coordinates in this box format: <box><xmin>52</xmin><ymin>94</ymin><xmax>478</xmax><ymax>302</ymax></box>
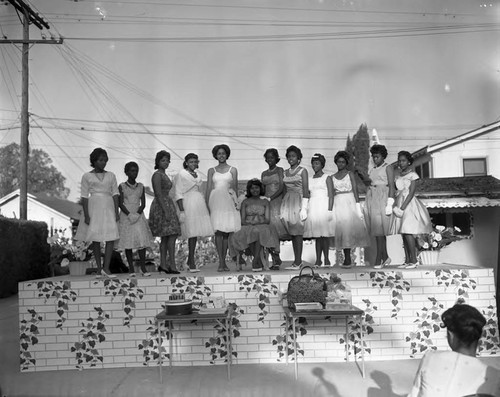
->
<box><xmin>416</xmin><ymin>225</ymin><xmax>461</xmax><ymax>265</ymax></box>
<box><xmin>47</xmin><ymin>233</ymin><xmax>92</xmax><ymax>275</ymax></box>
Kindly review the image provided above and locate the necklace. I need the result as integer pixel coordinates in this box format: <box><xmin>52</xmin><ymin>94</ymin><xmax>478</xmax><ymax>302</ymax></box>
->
<box><xmin>126</xmin><ymin>181</ymin><xmax>138</xmax><ymax>189</ymax></box>
<box><xmin>188</xmin><ymin>169</ymin><xmax>197</xmax><ymax>178</ymax></box>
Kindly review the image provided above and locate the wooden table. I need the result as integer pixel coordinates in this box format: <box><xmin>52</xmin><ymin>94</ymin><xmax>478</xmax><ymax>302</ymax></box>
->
<box><xmin>155</xmin><ymin>309</ymin><xmax>232</xmax><ymax>383</ymax></box>
<box><xmin>283</xmin><ymin>305</ymin><xmax>365</xmax><ymax>379</ymax></box>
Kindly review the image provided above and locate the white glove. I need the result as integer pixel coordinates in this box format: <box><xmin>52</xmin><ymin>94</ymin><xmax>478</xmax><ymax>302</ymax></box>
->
<box><xmin>300</xmin><ymin>198</ymin><xmax>309</xmax><ymax>221</ymax></box>
<box><xmin>385</xmin><ymin>197</ymin><xmax>395</xmax><ymax>216</ymax></box>
<box><xmin>179</xmin><ymin>211</ymin><xmax>186</xmax><ymax>223</ymax></box>
<box><xmin>355</xmin><ymin>203</ymin><xmax>363</xmax><ymax>219</ymax></box>
<box><xmin>128</xmin><ymin>213</ymin><xmax>140</xmax><ymax>225</ymax></box>
<box><xmin>393</xmin><ymin>207</ymin><xmax>404</xmax><ymax>218</ymax></box>
<box><xmin>327</xmin><ymin>210</ymin><xmax>334</xmax><ymax>221</ymax></box>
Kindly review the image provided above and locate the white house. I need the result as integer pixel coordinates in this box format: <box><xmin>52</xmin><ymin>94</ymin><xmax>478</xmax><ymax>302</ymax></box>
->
<box><xmin>0</xmin><ymin>189</ymin><xmax>82</xmax><ymax>238</ymax></box>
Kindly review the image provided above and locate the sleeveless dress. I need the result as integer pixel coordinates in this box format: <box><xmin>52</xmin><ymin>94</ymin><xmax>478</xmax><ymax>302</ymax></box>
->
<box><xmin>280</xmin><ymin>167</ymin><xmax>305</xmax><ymax>236</ymax></box>
<box><xmin>208</xmin><ymin>167</ymin><xmax>241</xmax><ymax>233</ymax></box>
<box><xmin>230</xmin><ymin>199</ymin><xmax>280</xmax><ymax>253</ymax></box>
<box><xmin>332</xmin><ymin>174</ymin><xmax>370</xmax><ymax>249</ymax></box>
<box><xmin>75</xmin><ymin>171</ymin><xmax>120</xmax><ymax>243</ymax></box>
<box><xmin>390</xmin><ymin>171</ymin><xmax>432</xmax><ymax>234</ymax></box>
<box><xmin>304</xmin><ymin>173</ymin><xmax>335</xmax><ymax>238</ymax></box>
<box><xmin>364</xmin><ymin>163</ymin><xmax>392</xmax><ymax>236</ymax></box>
<box><xmin>173</xmin><ymin>169</ymin><xmax>214</xmax><ymax>239</ymax></box>
<box><xmin>262</xmin><ymin>168</ymin><xmax>288</xmax><ymax>238</ymax></box>
<box><xmin>148</xmin><ymin>171</ymin><xmax>181</xmax><ymax>237</ymax></box>
<box><xmin>116</xmin><ymin>182</ymin><xmax>154</xmax><ymax>250</ymax></box>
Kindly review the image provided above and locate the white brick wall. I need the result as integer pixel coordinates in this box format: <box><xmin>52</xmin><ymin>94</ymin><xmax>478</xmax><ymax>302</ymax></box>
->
<box><xmin>18</xmin><ymin>267</ymin><xmax>499</xmax><ymax>372</ymax></box>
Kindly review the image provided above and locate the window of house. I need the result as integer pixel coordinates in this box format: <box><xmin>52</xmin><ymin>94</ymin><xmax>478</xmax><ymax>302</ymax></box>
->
<box><xmin>463</xmin><ymin>158</ymin><xmax>487</xmax><ymax>176</ymax></box>
<box><xmin>429</xmin><ymin>210</ymin><xmax>472</xmax><ymax>237</ymax></box>
<box><xmin>415</xmin><ymin>161</ymin><xmax>431</xmax><ymax>178</ymax></box>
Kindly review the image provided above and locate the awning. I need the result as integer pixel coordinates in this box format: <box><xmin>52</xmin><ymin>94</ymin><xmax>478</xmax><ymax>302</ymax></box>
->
<box><xmin>421</xmin><ymin>197</ymin><xmax>500</xmax><ymax>209</ymax></box>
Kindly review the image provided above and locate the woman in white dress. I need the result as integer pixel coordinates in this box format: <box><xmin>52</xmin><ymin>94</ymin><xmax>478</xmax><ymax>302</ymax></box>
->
<box><xmin>331</xmin><ymin>151</ymin><xmax>370</xmax><ymax>268</ymax></box>
<box><xmin>304</xmin><ymin>154</ymin><xmax>335</xmax><ymax>267</ymax></box>
<box><xmin>174</xmin><ymin>153</ymin><xmax>214</xmax><ymax>273</ymax></box>
<box><xmin>75</xmin><ymin>148</ymin><xmax>119</xmax><ymax>278</ymax></box>
<box><xmin>205</xmin><ymin>144</ymin><xmax>241</xmax><ymax>272</ymax></box>
<box><xmin>116</xmin><ymin>161</ymin><xmax>154</xmax><ymax>276</ymax></box>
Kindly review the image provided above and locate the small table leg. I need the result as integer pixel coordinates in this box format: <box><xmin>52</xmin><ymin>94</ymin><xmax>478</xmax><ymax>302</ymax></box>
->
<box><xmin>157</xmin><ymin>319</ymin><xmax>163</xmax><ymax>384</ymax></box>
<box><xmin>292</xmin><ymin>316</ymin><xmax>298</xmax><ymax>380</ymax></box>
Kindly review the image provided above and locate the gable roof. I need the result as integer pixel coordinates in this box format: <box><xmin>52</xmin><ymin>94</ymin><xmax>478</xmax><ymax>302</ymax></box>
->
<box><xmin>412</xmin><ymin>120</ymin><xmax>500</xmax><ymax>160</ymax></box>
<box><xmin>416</xmin><ymin>175</ymin><xmax>500</xmax><ymax>198</ymax></box>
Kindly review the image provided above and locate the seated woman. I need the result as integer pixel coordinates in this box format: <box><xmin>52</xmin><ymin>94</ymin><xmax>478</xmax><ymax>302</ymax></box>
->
<box><xmin>230</xmin><ymin>179</ymin><xmax>280</xmax><ymax>272</ymax></box>
<box><xmin>408</xmin><ymin>304</ymin><xmax>500</xmax><ymax>397</ymax></box>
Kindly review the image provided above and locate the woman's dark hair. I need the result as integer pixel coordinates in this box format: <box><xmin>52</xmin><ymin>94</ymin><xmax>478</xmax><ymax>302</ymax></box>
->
<box><xmin>246</xmin><ymin>178</ymin><xmax>265</xmax><ymax>198</ymax></box>
<box><xmin>124</xmin><ymin>161</ymin><xmax>139</xmax><ymax>174</ymax></box>
<box><xmin>441</xmin><ymin>304</ymin><xmax>486</xmax><ymax>347</ymax></box>
<box><xmin>89</xmin><ymin>148</ymin><xmax>108</xmax><ymax>167</ymax></box>
<box><xmin>398</xmin><ymin>150</ymin><xmax>414</xmax><ymax>165</ymax></box>
<box><xmin>286</xmin><ymin>145</ymin><xmax>303</xmax><ymax>160</ymax></box>
<box><xmin>154</xmin><ymin>150</ymin><xmax>170</xmax><ymax>170</ymax></box>
<box><xmin>311</xmin><ymin>153</ymin><xmax>326</xmax><ymax>168</ymax></box>
<box><xmin>334</xmin><ymin>150</ymin><xmax>350</xmax><ymax>165</ymax></box>
<box><xmin>370</xmin><ymin>144</ymin><xmax>388</xmax><ymax>159</ymax></box>
<box><xmin>212</xmin><ymin>144</ymin><xmax>231</xmax><ymax>159</ymax></box>
<box><xmin>183</xmin><ymin>153</ymin><xmax>199</xmax><ymax>169</ymax></box>
<box><xmin>264</xmin><ymin>148</ymin><xmax>280</xmax><ymax>163</ymax></box>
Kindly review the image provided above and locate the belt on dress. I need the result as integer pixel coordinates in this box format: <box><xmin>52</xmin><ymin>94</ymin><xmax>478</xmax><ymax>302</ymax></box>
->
<box><xmin>335</xmin><ymin>191</ymin><xmax>352</xmax><ymax>194</ymax></box>
<box><xmin>91</xmin><ymin>192</ymin><xmax>112</xmax><ymax>197</ymax></box>
<box><xmin>370</xmin><ymin>184</ymin><xmax>388</xmax><ymax>188</ymax></box>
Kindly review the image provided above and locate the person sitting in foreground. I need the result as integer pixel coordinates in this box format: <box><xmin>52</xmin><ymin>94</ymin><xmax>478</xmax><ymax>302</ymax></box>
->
<box><xmin>407</xmin><ymin>303</ymin><xmax>500</xmax><ymax>397</ymax></box>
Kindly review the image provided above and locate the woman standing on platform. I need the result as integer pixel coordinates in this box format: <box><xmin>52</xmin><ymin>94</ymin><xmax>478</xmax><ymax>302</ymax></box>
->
<box><xmin>75</xmin><ymin>148</ymin><xmax>120</xmax><ymax>278</ymax></box>
<box><xmin>149</xmin><ymin>151</ymin><xmax>181</xmax><ymax>275</ymax></box>
<box><xmin>206</xmin><ymin>144</ymin><xmax>241</xmax><ymax>272</ymax></box>
<box><xmin>261</xmin><ymin>148</ymin><xmax>286</xmax><ymax>270</ymax></box>
<box><xmin>117</xmin><ymin>161</ymin><xmax>154</xmax><ymax>276</ymax></box>
<box><xmin>331</xmin><ymin>151</ymin><xmax>370</xmax><ymax>268</ymax></box>
<box><xmin>356</xmin><ymin>144</ymin><xmax>395</xmax><ymax>269</ymax></box>
<box><xmin>390</xmin><ymin>151</ymin><xmax>432</xmax><ymax>269</ymax></box>
<box><xmin>231</xmin><ymin>179</ymin><xmax>280</xmax><ymax>272</ymax></box>
<box><xmin>174</xmin><ymin>153</ymin><xmax>214</xmax><ymax>273</ymax></box>
<box><xmin>280</xmin><ymin>145</ymin><xmax>309</xmax><ymax>270</ymax></box>
<box><xmin>304</xmin><ymin>153</ymin><xmax>335</xmax><ymax>267</ymax></box>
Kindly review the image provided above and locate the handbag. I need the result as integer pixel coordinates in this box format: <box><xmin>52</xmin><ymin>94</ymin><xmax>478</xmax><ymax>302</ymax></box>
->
<box><xmin>287</xmin><ymin>266</ymin><xmax>327</xmax><ymax>310</ymax></box>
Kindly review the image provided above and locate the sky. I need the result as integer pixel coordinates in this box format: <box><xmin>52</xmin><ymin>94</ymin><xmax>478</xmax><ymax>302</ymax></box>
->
<box><xmin>1</xmin><ymin>0</ymin><xmax>499</xmax><ymax>201</ymax></box>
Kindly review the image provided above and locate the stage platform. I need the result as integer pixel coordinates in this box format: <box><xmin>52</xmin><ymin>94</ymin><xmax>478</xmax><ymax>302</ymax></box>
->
<box><xmin>18</xmin><ymin>263</ymin><xmax>499</xmax><ymax>372</ymax></box>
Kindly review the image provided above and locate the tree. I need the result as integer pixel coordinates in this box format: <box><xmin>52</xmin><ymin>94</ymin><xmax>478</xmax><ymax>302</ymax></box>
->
<box><xmin>344</xmin><ymin>123</ymin><xmax>370</xmax><ymax>174</ymax></box>
<box><xmin>0</xmin><ymin>143</ymin><xmax>69</xmax><ymax>198</ymax></box>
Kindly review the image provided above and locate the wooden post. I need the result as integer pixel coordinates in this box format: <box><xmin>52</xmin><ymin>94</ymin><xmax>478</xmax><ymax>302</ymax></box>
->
<box><xmin>19</xmin><ymin>8</ymin><xmax>29</xmax><ymax>220</ymax></box>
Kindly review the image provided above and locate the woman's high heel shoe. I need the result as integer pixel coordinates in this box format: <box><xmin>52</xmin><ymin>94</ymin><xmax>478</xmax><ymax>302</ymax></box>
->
<box><xmin>158</xmin><ymin>266</ymin><xmax>169</xmax><ymax>274</ymax></box>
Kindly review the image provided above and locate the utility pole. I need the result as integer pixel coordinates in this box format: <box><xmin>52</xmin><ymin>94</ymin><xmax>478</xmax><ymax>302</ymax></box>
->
<box><xmin>2</xmin><ymin>0</ymin><xmax>63</xmax><ymax>219</ymax></box>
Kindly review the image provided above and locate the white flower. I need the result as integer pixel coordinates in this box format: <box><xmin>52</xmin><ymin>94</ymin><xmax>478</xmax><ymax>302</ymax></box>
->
<box><xmin>60</xmin><ymin>258</ymin><xmax>70</xmax><ymax>267</ymax></box>
<box><xmin>454</xmin><ymin>226</ymin><xmax>461</xmax><ymax>232</ymax></box>
<box><xmin>434</xmin><ymin>234</ymin><xmax>442</xmax><ymax>242</ymax></box>
<box><xmin>435</xmin><ymin>225</ymin><xmax>445</xmax><ymax>232</ymax></box>
<box><xmin>432</xmin><ymin>241</ymin><xmax>438</xmax><ymax>248</ymax></box>
<box><xmin>422</xmin><ymin>242</ymin><xmax>429</xmax><ymax>249</ymax></box>
<box><xmin>430</xmin><ymin>231</ymin><xmax>436</xmax><ymax>238</ymax></box>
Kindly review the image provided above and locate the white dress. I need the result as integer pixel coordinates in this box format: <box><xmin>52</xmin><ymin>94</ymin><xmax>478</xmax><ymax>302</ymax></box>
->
<box><xmin>174</xmin><ymin>169</ymin><xmax>214</xmax><ymax>239</ymax></box>
<box><xmin>208</xmin><ymin>167</ymin><xmax>241</xmax><ymax>233</ymax></box>
<box><xmin>332</xmin><ymin>174</ymin><xmax>370</xmax><ymax>249</ymax></box>
<box><xmin>74</xmin><ymin>171</ymin><xmax>120</xmax><ymax>243</ymax></box>
<box><xmin>116</xmin><ymin>182</ymin><xmax>154</xmax><ymax>250</ymax></box>
<box><xmin>304</xmin><ymin>174</ymin><xmax>335</xmax><ymax>238</ymax></box>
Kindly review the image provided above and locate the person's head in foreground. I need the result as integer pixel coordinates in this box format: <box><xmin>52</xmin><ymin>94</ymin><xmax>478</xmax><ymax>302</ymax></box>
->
<box><xmin>441</xmin><ymin>303</ymin><xmax>486</xmax><ymax>356</ymax></box>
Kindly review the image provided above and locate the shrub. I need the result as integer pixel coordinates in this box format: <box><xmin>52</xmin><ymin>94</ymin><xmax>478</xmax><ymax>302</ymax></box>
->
<box><xmin>0</xmin><ymin>216</ymin><xmax>50</xmax><ymax>298</ymax></box>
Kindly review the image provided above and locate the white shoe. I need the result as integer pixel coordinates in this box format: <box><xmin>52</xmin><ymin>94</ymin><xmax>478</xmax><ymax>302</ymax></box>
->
<box><xmin>284</xmin><ymin>263</ymin><xmax>301</xmax><ymax>270</ymax></box>
<box><xmin>188</xmin><ymin>268</ymin><xmax>200</xmax><ymax>273</ymax></box>
<box><xmin>141</xmin><ymin>272</ymin><xmax>151</xmax><ymax>277</ymax></box>
<box><xmin>129</xmin><ymin>273</ymin><xmax>137</xmax><ymax>277</ymax></box>
<box><xmin>374</xmin><ymin>258</ymin><xmax>392</xmax><ymax>269</ymax></box>
<box><xmin>397</xmin><ymin>263</ymin><xmax>409</xmax><ymax>269</ymax></box>
<box><xmin>101</xmin><ymin>270</ymin><xmax>117</xmax><ymax>279</ymax></box>
<box><xmin>405</xmin><ymin>262</ymin><xmax>418</xmax><ymax>269</ymax></box>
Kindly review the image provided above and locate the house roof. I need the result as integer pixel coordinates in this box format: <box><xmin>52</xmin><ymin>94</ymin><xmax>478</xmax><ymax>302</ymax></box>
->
<box><xmin>411</xmin><ymin>120</ymin><xmax>500</xmax><ymax>160</ymax></box>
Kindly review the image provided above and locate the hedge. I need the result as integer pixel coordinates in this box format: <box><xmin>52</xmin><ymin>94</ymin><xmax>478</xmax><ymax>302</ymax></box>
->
<box><xmin>0</xmin><ymin>216</ymin><xmax>50</xmax><ymax>298</ymax></box>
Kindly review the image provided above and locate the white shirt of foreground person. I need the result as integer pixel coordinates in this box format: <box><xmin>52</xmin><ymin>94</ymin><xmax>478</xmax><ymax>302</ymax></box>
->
<box><xmin>407</xmin><ymin>350</ymin><xmax>500</xmax><ymax>397</ymax></box>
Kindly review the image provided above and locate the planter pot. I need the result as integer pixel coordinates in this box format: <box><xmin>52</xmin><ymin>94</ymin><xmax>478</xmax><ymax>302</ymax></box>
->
<box><xmin>69</xmin><ymin>261</ymin><xmax>91</xmax><ymax>276</ymax></box>
<box><xmin>419</xmin><ymin>250</ymin><xmax>440</xmax><ymax>265</ymax></box>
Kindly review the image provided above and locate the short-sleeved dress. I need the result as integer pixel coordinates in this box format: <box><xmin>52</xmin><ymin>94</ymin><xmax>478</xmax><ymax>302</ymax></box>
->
<box><xmin>390</xmin><ymin>171</ymin><xmax>432</xmax><ymax>235</ymax></box>
<box><xmin>230</xmin><ymin>199</ymin><xmax>280</xmax><ymax>254</ymax></box>
<box><xmin>280</xmin><ymin>167</ymin><xmax>305</xmax><ymax>236</ymax></box>
<box><xmin>173</xmin><ymin>169</ymin><xmax>214</xmax><ymax>239</ymax></box>
<box><xmin>148</xmin><ymin>171</ymin><xmax>181</xmax><ymax>237</ymax></box>
<box><xmin>208</xmin><ymin>167</ymin><xmax>241</xmax><ymax>233</ymax></box>
<box><xmin>75</xmin><ymin>171</ymin><xmax>120</xmax><ymax>243</ymax></box>
<box><xmin>332</xmin><ymin>174</ymin><xmax>370</xmax><ymax>249</ymax></box>
<box><xmin>364</xmin><ymin>163</ymin><xmax>392</xmax><ymax>236</ymax></box>
<box><xmin>116</xmin><ymin>182</ymin><xmax>154</xmax><ymax>250</ymax></box>
<box><xmin>304</xmin><ymin>173</ymin><xmax>335</xmax><ymax>238</ymax></box>
<box><xmin>262</xmin><ymin>168</ymin><xmax>288</xmax><ymax>238</ymax></box>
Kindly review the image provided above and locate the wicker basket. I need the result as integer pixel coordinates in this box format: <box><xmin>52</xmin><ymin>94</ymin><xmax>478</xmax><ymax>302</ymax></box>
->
<box><xmin>69</xmin><ymin>261</ymin><xmax>91</xmax><ymax>276</ymax></box>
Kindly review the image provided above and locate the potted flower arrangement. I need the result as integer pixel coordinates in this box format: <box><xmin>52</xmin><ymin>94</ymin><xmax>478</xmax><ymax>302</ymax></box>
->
<box><xmin>47</xmin><ymin>233</ymin><xmax>92</xmax><ymax>276</ymax></box>
<box><xmin>416</xmin><ymin>225</ymin><xmax>461</xmax><ymax>265</ymax></box>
